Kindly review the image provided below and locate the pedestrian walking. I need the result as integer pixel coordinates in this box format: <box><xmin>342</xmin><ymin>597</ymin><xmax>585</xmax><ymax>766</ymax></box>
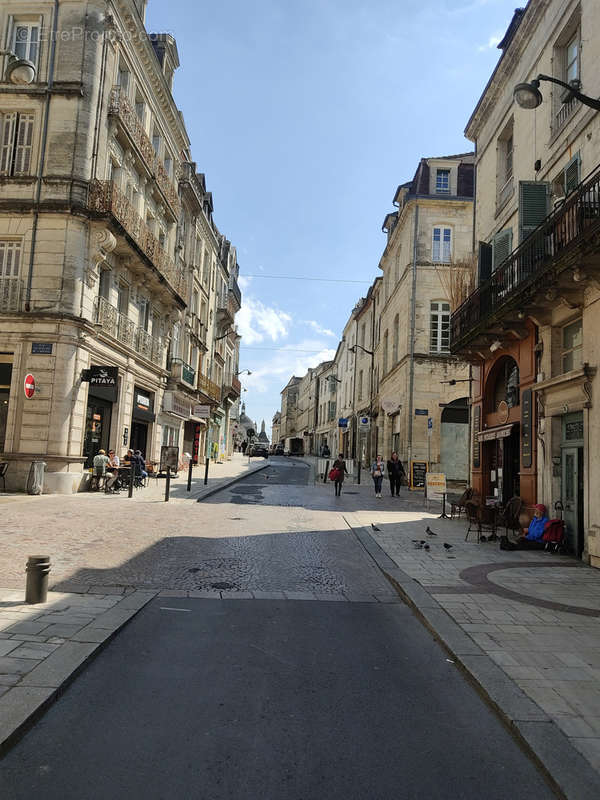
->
<box><xmin>387</xmin><ymin>451</ymin><xmax>405</xmax><ymax>497</ymax></box>
<box><xmin>330</xmin><ymin>454</ymin><xmax>348</xmax><ymax>497</ymax></box>
<box><xmin>241</xmin><ymin>440</ymin><xmax>247</xmax><ymax>454</ymax></box>
<box><xmin>371</xmin><ymin>454</ymin><xmax>385</xmax><ymax>498</ymax></box>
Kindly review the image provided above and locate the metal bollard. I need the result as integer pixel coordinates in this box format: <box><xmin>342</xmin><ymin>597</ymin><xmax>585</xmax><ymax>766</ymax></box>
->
<box><xmin>165</xmin><ymin>465</ymin><xmax>171</xmax><ymax>502</ymax></box>
<box><xmin>357</xmin><ymin>461</ymin><xmax>361</xmax><ymax>485</ymax></box>
<box><xmin>187</xmin><ymin>458</ymin><xmax>193</xmax><ymax>492</ymax></box>
<box><xmin>128</xmin><ymin>464</ymin><xmax>134</xmax><ymax>498</ymax></box>
<box><xmin>204</xmin><ymin>457</ymin><xmax>209</xmax><ymax>486</ymax></box>
<box><xmin>25</xmin><ymin>555</ymin><xmax>51</xmax><ymax>604</ymax></box>
<box><xmin>323</xmin><ymin>460</ymin><xmax>329</xmax><ymax>484</ymax></box>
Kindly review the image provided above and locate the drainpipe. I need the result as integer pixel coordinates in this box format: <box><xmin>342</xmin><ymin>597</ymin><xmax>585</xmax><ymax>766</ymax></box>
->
<box><xmin>25</xmin><ymin>0</ymin><xmax>60</xmax><ymax>311</ymax></box>
<box><xmin>407</xmin><ymin>203</ymin><xmax>419</xmax><ymax>464</ymax></box>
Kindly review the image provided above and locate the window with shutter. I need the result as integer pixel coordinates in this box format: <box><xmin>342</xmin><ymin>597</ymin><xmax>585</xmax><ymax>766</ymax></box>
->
<box><xmin>0</xmin><ymin>113</ymin><xmax>34</xmax><ymax>176</ymax></box>
<box><xmin>477</xmin><ymin>241</ymin><xmax>493</xmax><ymax>284</ymax></box>
<box><xmin>432</xmin><ymin>227</ymin><xmax>452</xmax><ymax>263</ymax></box>
<box><xmin>430</xmin><ymin>301</ymin><xmax>451</xmax><ymax>353</ymax></box>
<box><xmin>0</xmin><ymin>241</ymin><xmax>22</xmax><ymax>278</ymax></box>
<box><xmin>0</xmin><ymin>113</ymin><xmax>17</xmax><ymax>175</ymax></box>
<box><xmin>564</xmin><ymin>153</ymin><xmax>580</xmax><ymax>194</ymax></box>
<box><xmin>492</xmin><ymin>229</ymin><xmax>512</xmax><ymax>270</ymax></box>
<box><xmin>519</xmin><ymin>181</ymin><xmax>550</xmax><ymax>242</ymax></box>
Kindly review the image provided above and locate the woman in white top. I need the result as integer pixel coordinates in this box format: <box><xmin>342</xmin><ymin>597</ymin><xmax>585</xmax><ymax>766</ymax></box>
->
<box><xmin>370</xmin><ymin>454</ymin><xmax>385</xmax><ymax>498</ymax></box>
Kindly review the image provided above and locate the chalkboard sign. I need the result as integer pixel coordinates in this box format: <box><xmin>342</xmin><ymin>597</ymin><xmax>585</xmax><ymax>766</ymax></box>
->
<box><xmin>472</xmin><ymin>405</ymin><xmax>481</xmax><ymax>469</ymax></box>
<box><xmin>521</xmin><ymin>389</ymin><xmax>532</xmax><ymax>469</ymax></box>
<box><xmin>410</xmin><ymin>460</ymin><xmax>428</xmax><ymax>490</ymax></box>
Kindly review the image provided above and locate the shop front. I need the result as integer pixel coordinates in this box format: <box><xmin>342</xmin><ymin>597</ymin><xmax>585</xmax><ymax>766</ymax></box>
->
<box><xmin>83</xmin><ymin>365</ymin><xmax>119</xmax><ymax>468</ymax></box>
<box><xmin>131</xmin><ymin>386</ymin><xmax>155</xmax><ymax>458</ymax></box>
<box><xmin>0</xmin><ymin>354</ymin><xmax>12</xmax><ymax>452</ymax></box>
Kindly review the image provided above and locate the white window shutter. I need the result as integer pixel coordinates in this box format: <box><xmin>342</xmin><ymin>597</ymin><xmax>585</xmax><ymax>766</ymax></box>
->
<box><xmin>432</xmin><ymin>228</ymin><xmax>441</xmax><ymax>262</ymax></box>
<box><xmin>0</xmin><ymin>112</ymin><xmax>17</xmax><ymax>175</ymax></box>
<box><xmin>13</xmin><ymin>114</ymin><xmax>34</xmax><ymax>175</ymax></box>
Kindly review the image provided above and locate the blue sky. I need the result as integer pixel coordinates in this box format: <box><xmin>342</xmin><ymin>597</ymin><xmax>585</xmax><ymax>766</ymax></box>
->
<box><xmin>146</xmin><ymin>0</ymin><xmax>519</xmax><ymax>435</ymax></box>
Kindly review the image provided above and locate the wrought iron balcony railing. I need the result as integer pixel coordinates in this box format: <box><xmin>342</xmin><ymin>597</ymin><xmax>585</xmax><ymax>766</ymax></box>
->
<box><xmin>182</xmin><ymin>362</ymin><xmax>196</xmax><ymax>386</ymax></box>
<box><xmin>0</xmin><ymin>277</ymin><xmax>22</xmax><ymax>312</ymax></box>
<box><xmin>197</xmin><ymin>373</ymin><xmax>221</xmax><ymax>402</ymax></box>
<box><xmin>95</xmin><ymin>296</ymin><xmax>164</xmax><ymax>366</ymax></box>
<box><xmin>451</xmin><ymin>164</ymin><xmax>600</xmax><ymax>351</ymax></box>
<box><xmin>230</xmin><ymin>279</ymin><xmax>242</xmax><ymax>309</ymax></box>
<box><xmin>88</xmin><ymin>180</ymin><xmax>186</xmax><ymax>298</ymax></box>
<box><xmin>108</xmin><ymin>87</ymin><xmax>181</xmax><ymax>216</ymax></box>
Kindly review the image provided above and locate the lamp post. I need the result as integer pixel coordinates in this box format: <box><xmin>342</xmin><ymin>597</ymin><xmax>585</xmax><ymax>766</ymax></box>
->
<box><xmin>514</xmin><ymin>74</ymin><xmax>600</xmax><ymax>111</ymax></box>
<box><xmin>0</xmin><ymin>50</ymin><xmax>37</xmax><ymax>85</ymax></box>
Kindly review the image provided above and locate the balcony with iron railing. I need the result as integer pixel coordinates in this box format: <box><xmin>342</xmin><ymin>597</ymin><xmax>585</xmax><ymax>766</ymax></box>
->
<box><xmin>197</xmin><ymin>372</ymin><xmax>221</xmax><ymax>403</ymax></box>
<box><xmin>0</xmin><ymin>277</ymin><xmax>22</xmax><ymax>312</ymax></box>
<box><xmin>216</xmin><ymin>291</ymin><xmax>237</xmax><ymax>326</ymax></box>
<box><xmin>222</xmin><ymin>372</ymin><xmax>242</xmax><ymax>400</ymax></box>
<box><xmin>451</xmin><ymin>164</ymin><xmax>600</xmax><ymax>352</ymax></box>
<box><xmin>230</xmin><ymin>279</ymin><xmax>242</xmax><ymax>310</ymax></box>
<box><xmin>108</xmin><ymin>87</ymin><xmax>181</xmax><ymax>216</ymax></box>
<box><xmin>88</xmin><ymin>180</ymin><xmax>186</xmax><ymax>299</ymax></box>
<box><xmin>95</xmin><ymin>296</ymin><xmax>164</xmax><ymax>366</ymax></box>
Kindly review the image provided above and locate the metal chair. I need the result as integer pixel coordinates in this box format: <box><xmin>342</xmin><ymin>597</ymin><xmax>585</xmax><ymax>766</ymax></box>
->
<box><xmin>451</xmin><ymin>487</ymin><xmax>473</xmax><ymax>519</ymax></box>
<box><xmin>496</xmin><ymin>496</ymin><xmax>523</xmax><ymax>538</ymax></box>
<box><xmin>0</xmin><ymin>461</ymin><xmax>8</xmax><ymax>491</ymax></box>
<box><xmin>465</xmin><ymin>500</ymin><xmax>497</xmax><ymax>543</ymax></box>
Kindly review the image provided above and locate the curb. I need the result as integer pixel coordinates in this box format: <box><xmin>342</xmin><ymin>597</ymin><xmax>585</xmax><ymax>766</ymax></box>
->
<box><xmin>0</xmin><ymin>590</ymin><xmax>157</xmax><ymax>756</ymax></box>
<box><xmin>345</xmin><ymin>517</ymin><xmax>600</xmax><ymax>800</ymax></box>
<box><xmin>195</xmin><ymin>460</ymin><xmax>270</xmax><ymax>502</ymax></box>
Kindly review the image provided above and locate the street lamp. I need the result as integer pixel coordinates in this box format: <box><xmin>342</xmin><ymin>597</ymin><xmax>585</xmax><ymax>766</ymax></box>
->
<box><xmin>0</xmin><ymin>50</ymin><xmax>37</xmax><ymax>85</ymax></box>
<box><xmin>349</xmin><ymin>344</ymin><xmax>374</xmax><ymax>356</ymax></box>
<box><xmin>236</xmin><ymin>369</ymin><xmax>252</xmax><ymax>377</ymax></box>
<box><xmin>514</xmin><ymin>74</ymin><xmax>600</xmax><ymax>111</ymax></box>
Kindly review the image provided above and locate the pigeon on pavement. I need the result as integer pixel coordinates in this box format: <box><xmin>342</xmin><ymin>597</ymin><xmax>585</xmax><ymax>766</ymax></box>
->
<box><xmin>443</xmin><ymin>543</ymin><xmax>453</xmax><ymax>550</ymax></box>
<box><xmin>426</xmin><ymin>526</ymin><xmax>437</xmax><ymax>536</ymax></box>
<box><xmin>371</xmin><ymin>524</ymin><xmax>381</xmax><ymax>532</ymax></box>
<box><xmin>423</xmin><ymin>543</ymin><xmax>430</xmax><ymax>551</ymax></box>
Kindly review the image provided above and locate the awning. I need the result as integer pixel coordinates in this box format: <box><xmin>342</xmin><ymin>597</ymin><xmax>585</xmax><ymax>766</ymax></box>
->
<box><xmin>477</xmin><ymin>423</ymin><xmax>516</xmax><ymax>442</ymax></box>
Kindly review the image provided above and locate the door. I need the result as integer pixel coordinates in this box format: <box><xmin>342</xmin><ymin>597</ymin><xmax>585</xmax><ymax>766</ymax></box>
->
<box><xmin>83</xmin><ymin>400</ymin><xmax>112</xmax><ymax>468</ymax></box>
<box><xmin>130</xmin><ymin>422</ymin><xmax>148</xmax><ymax>458</ymax></box>
<box><xmin>562</xmin><ymin>446</ymin><xmax>584</xmax><ymax>557</ymax></box>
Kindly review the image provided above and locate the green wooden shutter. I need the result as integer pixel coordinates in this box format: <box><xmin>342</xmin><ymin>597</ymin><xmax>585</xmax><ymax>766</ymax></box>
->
<box><xmin>564</xmin><ymin>153</ymin><xmax>581</xmax><ymax>194</ymax></box>
<box><xmin>519</xmin><ymin>181</ymin><xmax>550</xmax><ymax>242</ymax></box>
<box><xmin>492</xmin><ymin>229</ymin><xmax>513</xmax><ymax>270</ymax></box>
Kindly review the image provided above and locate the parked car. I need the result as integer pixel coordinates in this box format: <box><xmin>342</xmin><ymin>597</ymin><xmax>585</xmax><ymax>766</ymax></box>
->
<box><xmin>249</xmin><ymin>443</ymin><xmax>269</xmax><ymax>458</ymax></box>
<box><xmin>275</xmin><ymin>444</ymin><xmax>284</xmax><ymax>456</ymax></box>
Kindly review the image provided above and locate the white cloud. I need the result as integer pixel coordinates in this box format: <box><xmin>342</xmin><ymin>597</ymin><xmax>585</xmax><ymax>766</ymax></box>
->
<box><xmin>236</xmin><ymin>297</ymin><xmax>292</xmax><ymax>345</ymax></box>
<box><xmin>477</xmin><ymin>31</ymin><xmax>503</xmax><ymax>51</ymax></box>
<box><xmin>242</xmin><ymin>341</ymin><xmax>336</xmax><ymax>395</ymax></box>
<box><xmin>237</xmin><ymin>275</ymin><xmax>252</xmax><ymax>290</ymax></box>
<box><xmin>304</xmin><ymin>320</ymin><xmax>336</xmax><ymax>338</ymax></box>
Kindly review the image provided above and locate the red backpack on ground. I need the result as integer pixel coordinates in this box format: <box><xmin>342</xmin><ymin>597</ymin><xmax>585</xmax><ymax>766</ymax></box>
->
<box><xmin>542</xmin><ymin>519</ymin><xmax>565</xmax><ymax>552</ymax></box>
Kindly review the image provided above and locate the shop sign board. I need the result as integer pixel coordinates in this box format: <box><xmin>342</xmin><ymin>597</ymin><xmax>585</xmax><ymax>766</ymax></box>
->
<box><xmin>24</xmin><ymin>373</ymin><xmax>35</xmax><ymax>398</ymax></box>
<box><xmin>521</xmin><ymin>388</ymin><xmax>532</xmax><ymax>469</ymax></box>
<box><xmin>415</xmin><ymin>409</ymin><xmax>428</xmax><ymax>416</ymax></box>
<box><xmin>193</xmin><ymin>423</ymin><xmax>202</xmax><ymax>464</ymax></box>
<box><xmin>358</xmin><ymin>416</ymin><xmax>370</xmax><ymax>431</ymax></box>
<box><xmin>160</xmin><ymin>445</ymin><xmax>179</xmax><ymax>473</ymax></box>
<box><xmin>31</xmin><ymin>342</ymin><xmax>53</xmax><ymax>354</ymax></box>
<box><xmin>426</xmin><ymin>472</ymin><xmax>446</xmax><ymax>501</ymax></box>
<box><xmin>87</xmin><ymin>365</ymin><xmax>118</xmax><ymax>402</ymax></box>
<box><xmin>410</xmin><ymin>460</ymin><xmax>428</xmax><ymax>489</ymax></box>
<box><xmin>163</xmin><ymin>392</ymin><xmax>191</xmax><ymax>419</ymax></box>
<box><xmin>472</xmin><ymin>405</ymin><xmax>481</xmax><ymax>469</ymax></box>
<box><xmin>338</xmin><ymin>417</ymin><xmax>348</xmax><ymax>428</ymax></box>
<box><xmin>193</xmin><ymin>404</ymin><xmax>211</xmax><ymax>418</ymax></box>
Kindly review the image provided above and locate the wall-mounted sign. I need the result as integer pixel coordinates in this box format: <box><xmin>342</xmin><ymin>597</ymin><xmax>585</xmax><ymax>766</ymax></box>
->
<box><xmin>358</xmin><ymin>416</ymin><xmax>370</xmax><ymax>431</ymax></box>
<box><xmin>410</xmin><ymin>460</ymin><xmax>428</xmax><ymax>489</ymax></box>
<box><xmin>132</xmin><ymin>386</ymin><xmax>155</xmax><ymax>422</ymax></box>
<box><xmin>427</xmin><ymin>417</ymin><xmax>433</xmax><ymax>435</ymax></box>
<box><xmin>497</xmin><ymin>399</ymin><xmax>509</xmax><ymax>425</ymax></box>
<box><xmin>193</xmin><ymin>423</ymin><xmax>202</xmax><ymax>464</ymax></box>
<box><xmin>521</xmin><ymin>388</ymin><xmax>532</xmax><ymax>469</ymax></box>
<box><xmin>31</xmin><ymin>342</ymin><xmax>53</xmax><ymax>355</ymax></box>
<box><xmin>123</xmin><ymin>426</ymin><xmax>129</xmax><ymax>447</ymax></box>
<box><xmin>89</xmin><ymin>365</ymin><xmax>118</xmax><ymax>388</ymax></box>
<box><xmin>472</xmin><ymin>405</ymin><xmax>481</xmax><ymax>469</ymax></box>
<box><xmin>338</xmin><ymin>417</ymin><xmax>348</xmax><ymax>428</ymax></box>
<box><xmin>415</xmin><ymin>409</ymin><xmax>428</xmax><ymax>416</ymax></box>
<box><xmin>163</xmin><ymin>392</ymin><xmax>191</xmax><ymax>419</ymax></box>
<box><xmin>193</xmin><ymin>404</ymin><xmax>211</xmax><ymax>418</ymax></box>
<box><xmin>24</xmin><ymin>373</ymin><xmax>35</xmax><ymax>399</ymax></box>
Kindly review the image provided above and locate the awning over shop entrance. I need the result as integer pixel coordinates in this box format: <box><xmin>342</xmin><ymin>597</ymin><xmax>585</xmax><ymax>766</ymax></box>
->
<box><xmin>477</xmin><ymin>423</ymin><xmax>516</xmax><ymax>442</ymax></box>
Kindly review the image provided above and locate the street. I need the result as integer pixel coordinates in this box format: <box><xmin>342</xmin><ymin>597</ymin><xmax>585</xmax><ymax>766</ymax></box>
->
<box><xmin>0</xmin><ymin>460</ymin><xmax>554</xmax><ymax>799</ymax></box>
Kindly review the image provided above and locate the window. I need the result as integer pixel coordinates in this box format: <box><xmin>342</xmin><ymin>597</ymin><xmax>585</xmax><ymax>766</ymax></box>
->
<box><xmin>152</xmin><ymin>128</ymin><xmax>161</xmax><ymax>155</ymax></box>
<box><xmin>135</xmin><ymin>98</ymin><xmax>146</xmax><ymax>127</ymax></box>
<box><xmin>553</xmin><ymin>21</ymin><xmax>581</xmax><ymax>131</ymax></box>
<box><xmin>382</xmin><ymin>330</ymin><xmax>388</xmax><ymax>374</ymax></box>
<box><xmin>0</xmin><ymin>112</ymin><xmax>34</xmax><ymax>176</ymax></box>
<box><xmin>432</xmin><ymin>227</ymin><xmax>452</xmax><ymax>263</ymax></box>
<box><xmin>0</xmin><ymin>240</ymin><xmax>21</xmax><ymax>279</ymax></box>
<box><xmin>430</xmin><ymin>301</ymin><xmax>450</xmax><ymax>353</ymax></box>
<box><xmin>492</xmin><ymin>228</ymin><xmax>512</xmax><ymax>270</ymax></box>
<box><xmin>117</xmin><ymin>66</ymin><xmax>130</xmax><ymax>94</ymax></box>
<box><xmin>519</xmin><ymin>182</ymin><xmax>549</xmax><ymax>242</ymax></box>
<box><xmin>13</xmin><ymin>23</ymin><xmax>39</xmax><ymax>66</ymax></box>
<box><xmin>435</xmin><ymin>169</ymin><xmax>450</xmax><ymax>194</ymax></box>
<box><xmin>392</xmin><ymin>314</ymin><xmax>399</xmax><ymax>365</ymax></box>
<box><xmin>140</xmin><ymin>298</ymin><xmax>150</xmax><ymax>332</ymax></box>
<box><xmin>98</xmin><ymin>268</ymin><xmax>110</xmax><ymax>300</ymax></box>
<box><xmin>566</xmin><ymin>35</ymin><xmax>579</xmax><ymax>84</ymax></box>
<box><xmin>164</xmin><ymin>155</ymin><xmax>173</xmax><ymax>177</ymax></box>
<box><xmin>162</xmin><ymin>425</ymin><xmax>179</xmax><ymax>447</ymax></box>
<box><xmin>496</xmin><ymin>118</ymin><xmax>514</xmax><ymax>209</ymax></box>
<box><xmin>358</xmin><ymin>370</ymin><xmax>363</xmax><ymax>401</ymax></box>
<box><xmin>360</xmin><ymin>323</ymin><xmax>365</xmax><ymax>348</ymax></box>
<box><xmin>562</xmin><ymin>319</ymin><xmax>583</xmax><ymax>373</ymax></box>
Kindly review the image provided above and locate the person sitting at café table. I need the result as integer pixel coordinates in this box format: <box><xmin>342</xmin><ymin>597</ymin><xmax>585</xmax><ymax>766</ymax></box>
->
<box><xmin>105</xmin><ymin>449</ymin><xmax>120</xmax><ymax>492</ymax></box>
<box><xmin>133</xmin><ymin>449</ymin><xmax>148</xmax><ymax>480</ymax></box>
<box><xmin>501</xmin><ymin>504</ymin><xmax>548</xmax><ymax>550</ymax></box>
<box><xmin>92</xmin><ymin>449</ymin><xmax>109</xmax><ymax>482</ymax></box>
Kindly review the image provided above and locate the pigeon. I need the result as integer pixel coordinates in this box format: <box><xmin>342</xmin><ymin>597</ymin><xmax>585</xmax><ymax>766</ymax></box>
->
<box><xmin>414</xmin><ymin>542</ymin><xmax>423</xmax><ymax>549</ymax></box>
<box><xmin>371</xmin><ymin>524</ymin><xmax>381</xmax><ymax>532</ymax></box>
<box><xmin>423</xmin><ymin>543</ymin><xmax>430</xmax><ymax>551</ymax></box>
<box><xmin>426</xmin><ymin>526</ymin><xmax>437</xmax><ymax>536</ymax></box>
<box><xmin>443</xmin><ymin>543</ymin><xmax>453</xmax><ymax>550</ymax></box>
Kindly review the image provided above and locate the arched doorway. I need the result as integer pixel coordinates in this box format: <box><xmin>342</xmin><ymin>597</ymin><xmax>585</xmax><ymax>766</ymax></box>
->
<box><xmin>482</xmin><ymin>356</ymin><xmax>521</xmax><ymax>504</ymax></box>
<box><xmin>440</xmin><ymin>397</ymin><xmax>469</xmax><ymax>481</ymax></box>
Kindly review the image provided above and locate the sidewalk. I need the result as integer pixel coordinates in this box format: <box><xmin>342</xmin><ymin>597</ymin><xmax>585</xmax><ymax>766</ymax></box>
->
<box><xmin>340</xmin><ymin>482</ymin><xmax>600</xmax><ymax>797</ymax></box>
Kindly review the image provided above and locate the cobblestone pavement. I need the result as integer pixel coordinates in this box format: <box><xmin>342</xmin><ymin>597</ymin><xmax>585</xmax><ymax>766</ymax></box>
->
<box><xmin>3</xmin><ymin>456</ymin><xmax>600</xmax><ymax>781</ymax></box>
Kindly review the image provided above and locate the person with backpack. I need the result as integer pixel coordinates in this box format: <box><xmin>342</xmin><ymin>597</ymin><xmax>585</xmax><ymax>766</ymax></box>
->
<box><xmin>330</xmin><ymin>454</ymin><xmax>347</xmax><ymax>497</ymax></box>
<box><xmin>387</xmin><ymin>451</ymin><xmax>405</xmax><ymax>497</ymax></box>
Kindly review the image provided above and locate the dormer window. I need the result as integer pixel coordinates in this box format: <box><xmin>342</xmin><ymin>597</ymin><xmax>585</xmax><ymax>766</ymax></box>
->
<box><xmin>435</xmin><ymin>169</ymin><xmax>450</xmax><ymax>194</ymax></box>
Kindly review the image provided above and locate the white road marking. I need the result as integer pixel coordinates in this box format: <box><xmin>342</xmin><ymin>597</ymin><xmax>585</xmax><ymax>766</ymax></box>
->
<box><xmin>160</xmin><ymin>606</ymin><xmax>191</xmax><ymax>612</ymax></box>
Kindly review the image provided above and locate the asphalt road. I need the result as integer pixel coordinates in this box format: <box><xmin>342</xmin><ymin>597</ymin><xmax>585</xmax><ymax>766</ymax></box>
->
<box><xmin>0</xmin><ymin>461</ymin><xmax>555</xmax><ymax>799</ymax></box>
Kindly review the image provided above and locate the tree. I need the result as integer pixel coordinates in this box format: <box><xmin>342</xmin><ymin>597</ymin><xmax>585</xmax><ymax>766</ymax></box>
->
<box><xmin>246</xmin><ymin>428</ymin><xmax>256</xmax><ymax>441</ymax></box>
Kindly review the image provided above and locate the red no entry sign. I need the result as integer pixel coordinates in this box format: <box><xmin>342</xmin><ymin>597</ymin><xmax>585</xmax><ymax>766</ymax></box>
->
<box><xmin>24</xmin><ymin>373</ymin><xmax>35</xmax><ymax>398</ymax></box>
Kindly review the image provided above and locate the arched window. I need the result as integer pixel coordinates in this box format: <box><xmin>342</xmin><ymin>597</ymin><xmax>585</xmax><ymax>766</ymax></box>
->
<box><xmin>493</xmin><ymin>358</ymin><xmax>520</xmax><ymax>409</ymax></box>
<box><xmin>392</xmin><ymin>314</ymin><xmax>399</xmax><ymax>365</ymax></box>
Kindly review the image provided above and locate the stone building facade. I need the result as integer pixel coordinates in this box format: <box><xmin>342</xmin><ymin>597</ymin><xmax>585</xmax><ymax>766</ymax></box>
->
<box><xmin>0</xmin><ymin>0</ymin><xmax>240</xmax><ymax>491</ymax></box>
<box><xmin>451</xmin><ymin>0</ymin><xmax>600</xmax><ymax>563</ymax></box>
